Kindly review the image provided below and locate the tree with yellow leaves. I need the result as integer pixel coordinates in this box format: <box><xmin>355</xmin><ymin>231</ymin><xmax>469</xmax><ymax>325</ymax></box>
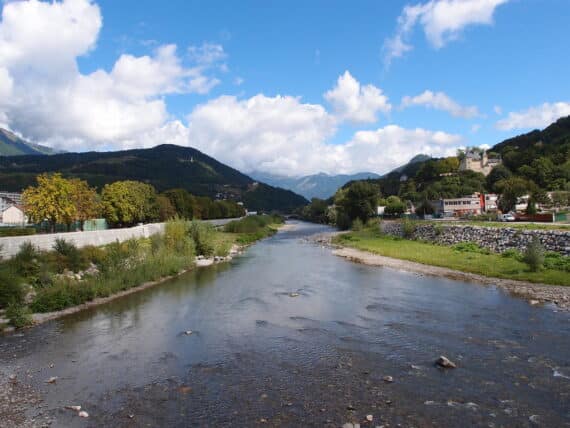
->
<box><xmin>70</xmin><ymin>178</ymin><xmax>101</xmax><ymax>231</ymax></box>
<box><xmin>22</xmin><ymin>173</ymin><xmax>76</xmax><ymax>233</ymax></box>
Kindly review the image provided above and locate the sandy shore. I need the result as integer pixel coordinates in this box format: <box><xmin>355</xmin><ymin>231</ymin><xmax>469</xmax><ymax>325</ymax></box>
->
<box><xmin>333</xmin><ymin>246</ymin><xmax>570</xmax><ymax>310</ymax></box>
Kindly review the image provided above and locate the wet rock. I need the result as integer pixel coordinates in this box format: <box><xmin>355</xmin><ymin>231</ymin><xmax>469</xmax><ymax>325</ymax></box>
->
<box><xmin>365</xmin><ymin>414</ymin><xmax>373</xmax><ymax>422</ymax></box>
<box><xmin>8</xmin><ymin>374</ymin><xmax>16</xmax><ymax>382</ymax></box>
<box><xmin>435</xmin><ymin>355</ymin><xmax>457</xmax><ymax>368</ymax></box>
<box><xmin>65</xmin><ymin>405</ymin><xmax>81</xmax><ymax>411</ymax></box>
<box><xmin>184</xmin><ymin>330</ymin><xmax>193</xmax><ymax>336</ymax></box>
<box><xmin>45</xmin><ymin>376</ymin><xmax>58</xmax><ymax>384</ymax></box>
<box><xmin>529</xmin><ymin>415</ymin><xmax>540</xmax><ymax>424</ymax></box>
<box><xmin>529</xmin><ymin>300</ymin><xmax>540</xmax><ymax>305</ymax></box>
<box><xmin>410</xmin><ymin>365</ymin><xmax>421</xmax><ymax>370</ymax></box>
<box><xmin>78</xmin><ymin>410</ymin><xmax>89</xmax><ymax>418</ymax></box>
<box><xmin>177</xmin><ymin>386</ymin><xmax>192</xmax><ymax>394</ymax></box>
<box><xmin>346</xmin><ymin>404</ymin><xmax>356</xmax><ymax>411</ymax></box>
<box><xmin>383</xmin><ymin>376</ymin><xmax>394</xmax><ymax>383</ymax></box>
<box><xmin>289</xmin><ymin>292</ymin><xmax>300</xmax><ymax>297</ymax></box>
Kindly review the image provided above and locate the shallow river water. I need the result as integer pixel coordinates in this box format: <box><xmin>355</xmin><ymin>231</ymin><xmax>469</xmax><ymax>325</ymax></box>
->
<box><xmin>1</xmin><ymin>221</ymin><xmax>570</xmax><ymax>427</ymax></box>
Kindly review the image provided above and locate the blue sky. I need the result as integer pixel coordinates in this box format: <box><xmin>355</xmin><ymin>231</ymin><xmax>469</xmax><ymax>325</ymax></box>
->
<box><xmin>0</xmin><ymin>0</ymin><xmax>569</xmax><ymax>176</ymax></box>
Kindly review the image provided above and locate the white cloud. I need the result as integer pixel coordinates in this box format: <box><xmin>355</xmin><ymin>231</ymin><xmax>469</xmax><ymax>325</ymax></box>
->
<box><xmin>324</xmin><ymin>71</ymin><xmax>391</xmax><ymax>123</ymax></box>
<box><xmin>496</xmin><ymin>102</ymin><xmax>570</xmax><ymax>131</ymax></box>
<box><xmin>0</xmin><ymin>0</ymin><xmax>224</xmax><ymax>150</ymax></box>
<box><xmin>493</xmin><ymin>105</ymin><xmax>502</xmax><ymax>115</ymax></box>
<box><xmin>384</xmin><ymin>0</ymin><xmax>509</xmax><ymax>66</ymax></box>
<box><xmin>183</xmin><ymin>93</ymin><xmax>461</xmax><ymax>176</ymax></box>
<box><xmin>471</xmin><ymin>124</ymin><xmax>481</xmax><ymax>133</ymax></box>
<box><xmin>401</xmin><ymin>90</ymin><xmax>480</xmax><ymax>118</ymax></box>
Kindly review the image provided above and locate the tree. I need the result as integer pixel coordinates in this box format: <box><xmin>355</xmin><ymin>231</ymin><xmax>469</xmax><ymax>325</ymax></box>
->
<box><xmin>334</xmin><ymin>181</ymin><xmax>380</xmax><ymax>227</ymax></box>
<box><xmin>486</xmin><ymin>164</ymin><xmax>512</xmax><ymax>192</ymax></box>
<box><xmin>70</xmin><ymin>178</ymin><xmax>100</xmax><ymax>231</ymax></box>
<box><xmin>384</xmin><ymin>196</ymin><xmax>406</xmax><ymax>217</ymax></box>
<box><xmin>157</xmin><ymin>195</ymin><xmax>177</xmax><ymax>221</ymax></box>
<box><xmin>22</xmin><ymin>173</ymin><xmax>76</xmax><ymax>232</ymax></box>
<box><xmin>495</xmin><ymin>177</ymin><xmax>532</xmax><ymax>212</ymax></box>
<box><xmin>101</xmin><ymin>181</ymin><xmax>159</xmax><ymax>226</ymax></box>
<box><xmin>163</xmin><ymin>189</ymin><xmax>198</xmax><ymax>219</ymax></box>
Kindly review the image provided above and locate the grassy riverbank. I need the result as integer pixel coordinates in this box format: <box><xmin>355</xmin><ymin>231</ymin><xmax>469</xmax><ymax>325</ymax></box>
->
<box><xmin>334</xmin><ymin>229</ymin><xmax>570</xmax><ymax>286</ymax></box>
<box><xmin>0</xmin><ymin>215</ymin><xmax>283</xmax><ymax>329</ymax></box>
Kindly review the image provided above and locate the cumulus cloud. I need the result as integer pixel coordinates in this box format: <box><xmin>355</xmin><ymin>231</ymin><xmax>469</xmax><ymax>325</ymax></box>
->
<box><xmin>324</xmin><ymin>71</ymin><xmax>391</xmax><ymax>123</ymax></box>
<box><xmin>496</xmin><ymin>102</ymin><xmax>570</xmax><ymax>131</ymax></box>
<box><xmin>401</xmin><ymin>90</ymin><xmax>480</xmax><ymax>118</ymax></box>
<box><xmin>183</xmin><ymin>93</ymin><xmax>461</xmax><ymax>176</ymax></box>
<box><xmin>384</xmin><ymin>0</ymin><xmax>509</xmax><ymax>66</ymax></box>
<box><xmin>0</xmin><ymin>0</ymin><xmax>224</xmax><ymax>150</ymax></box>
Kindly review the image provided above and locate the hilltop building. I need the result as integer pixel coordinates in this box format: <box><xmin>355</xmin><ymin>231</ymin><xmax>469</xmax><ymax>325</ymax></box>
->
<box><xmin>459</xmin><ymin>149</ymin><xmax>501</xmax><ymax>176</ymax></box>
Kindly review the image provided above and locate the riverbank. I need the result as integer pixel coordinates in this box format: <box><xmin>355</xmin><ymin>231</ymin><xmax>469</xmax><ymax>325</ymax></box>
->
<box><xmin>325</xmin><ymin>231</ymin><xmax>570</xmax><ymax>310</ymax></box>
<box><xmin>0</xmin><ymin>216</ymin><xmax>285</xmax><ymax>333</ymax></box>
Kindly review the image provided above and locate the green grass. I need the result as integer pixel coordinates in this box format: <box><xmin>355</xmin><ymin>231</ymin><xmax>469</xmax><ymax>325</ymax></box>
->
<box><xmin>335</xmin><ymin>230</ymin><xmax>570</xmax><ymax>286</ymax></box>
<box><xmin>432</xmin><ymin>221</ymin><xmax>570</xmax><ymax>231</ymax></box>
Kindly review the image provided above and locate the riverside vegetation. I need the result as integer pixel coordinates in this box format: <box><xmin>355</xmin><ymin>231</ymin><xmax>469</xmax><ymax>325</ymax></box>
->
<box><xmin>0</xmin><ymin>215</ymin><xmax>283</xmax><ymax>329</ymax></box>
<box><xmin>334</xmin><ymin>220</ymin><xmax>570</xmax><ymax>287</ymax></box>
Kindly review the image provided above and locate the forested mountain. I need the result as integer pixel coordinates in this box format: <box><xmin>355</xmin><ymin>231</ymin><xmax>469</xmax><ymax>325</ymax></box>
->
<box><xmin>338</xmin><ymin>116</ymin><xmax>570</xmax><ymax>202</ymax></box>
<box><xmin>0</xmin><ymin>144</ymin><xmax>308</xmax><ymax>212</ymax></box>
<box><xmin>0</xmin><ymin>128</ymin><xmax>59</xmax><ymax>156</ymax></box>
<box><xmin>250</xmin><ymin>171</ymin><xmax>380</xmax><ymax>200</ymax></box>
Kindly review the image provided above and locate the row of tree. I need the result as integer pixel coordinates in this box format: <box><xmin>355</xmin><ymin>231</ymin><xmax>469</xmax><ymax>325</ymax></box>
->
<box><xmin>22</xmin><ymin>173</ymin><xmax>245</xmax><ymax>232</ymax></box>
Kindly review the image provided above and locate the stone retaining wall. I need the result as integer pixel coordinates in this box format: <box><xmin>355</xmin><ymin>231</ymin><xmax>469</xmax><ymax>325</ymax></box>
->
<box><xmin>381</xmin><ymin>221</ymin><xmax>570</xmax><ymax>255</ymax></box>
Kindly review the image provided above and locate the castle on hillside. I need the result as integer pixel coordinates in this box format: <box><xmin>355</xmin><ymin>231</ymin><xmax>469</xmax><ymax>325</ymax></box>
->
<box><xmin>459</xmin><ymin>149</ymin><xmax>501</xmax><ymax>176</ymax></box>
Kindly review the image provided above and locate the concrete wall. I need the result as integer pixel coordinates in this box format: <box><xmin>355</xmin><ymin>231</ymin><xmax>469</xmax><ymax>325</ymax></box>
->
<box><xmin>0</xmin><ymin>217</ymin><xmax>241</xmax><ymax>259</ymax></box>
<box><xmin>381</xmin><ymin>221</ymin><xmax>570</xmax><ymax>256</ymax></box>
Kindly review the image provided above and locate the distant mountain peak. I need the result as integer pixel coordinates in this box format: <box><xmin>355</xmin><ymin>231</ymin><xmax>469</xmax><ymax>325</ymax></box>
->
<box><xmin>0</xmin><ymin>128</ymin><xmax>60</xmax><ymax>156</ymax></box>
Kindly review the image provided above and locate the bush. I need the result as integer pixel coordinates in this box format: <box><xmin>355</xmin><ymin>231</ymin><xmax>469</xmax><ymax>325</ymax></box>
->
<box><xmin>190</xmin><ymin>221</ymin><xmax>216</xmax><ymax>257</ymax></box>
<box><xmin>81</xmin><ymin>245</ymin><xmax>107</xmax><ymax>265</ymax></box>
<box><xmin>6</xmin><ymin>303</ymin><xmax>32</xmax><ymax>328</ymax></box>
<box><xmin>0</xmin><ymin>227</ymin><xmax>36</xmax><ymax>237</ymax></box>
<box><xmin>164</xmin><ymin>218</ymin><xmax>195</xmax><ymax>256</ymax></box>
<box><xmin>501</xmin><ymin>249</ymin><xmax>523</xmax><ymax>261</ymax></box>
<box><xmin>53</xmin><ymin>239</ymin><xmax>86</xmax><ymax>272</ymax></box>
<box><xmin>11</xmin><ymin>241</ymin><xmax>41</xmax><ymax>278</ymax></box>
<box><xmin>523</xmin><ymin>237</ymin><xmax>545</xmax><ymax>272</ymax></box>
<box><xmin>543</xmin><ymin>251</ymin><xmax>570</xmax><ymax>272</ymax></box>
<box><xmin>401</xmin><ymin>219</ymin><xmax>417</xmax><ymax>239</ymax></box>
<box><xmin>0</xmin><ymin>269</ymin><xmax>25</xmax><ymax>307</ymax></box>
<box><xmin>351</xmin><ymin>218</ymin><xmax>364</xmax><ymax>231</ymax></box>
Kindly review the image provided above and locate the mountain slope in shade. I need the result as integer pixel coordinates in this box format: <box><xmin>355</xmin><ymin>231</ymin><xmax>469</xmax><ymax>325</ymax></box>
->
<box><xmin>250</xmin><ymin>171</ymin><xmax>381</xmax><ymax>200</ymax></box>
<box><xmin>0</xmin><ymin>144</ymin><xmax>308</xmax><ymax>212</ymax></box>
<box><xmin>0</xmin><ymin>128</ymin><xmax>59</xmax><ymax>156</ymax></box>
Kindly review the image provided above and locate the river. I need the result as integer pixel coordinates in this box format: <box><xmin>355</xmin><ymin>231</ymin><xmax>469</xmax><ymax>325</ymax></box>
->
<box><xmin>1</xmin><ymin>221</ymin><xmax>569</xmax><ymax>427</ymax></box>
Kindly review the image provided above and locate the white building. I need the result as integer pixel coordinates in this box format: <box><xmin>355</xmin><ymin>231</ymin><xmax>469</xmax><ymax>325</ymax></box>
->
<box><xmin>1</xmin><ymin>205</ymin><xmax>27</xmax><ymax>225</ymax></box>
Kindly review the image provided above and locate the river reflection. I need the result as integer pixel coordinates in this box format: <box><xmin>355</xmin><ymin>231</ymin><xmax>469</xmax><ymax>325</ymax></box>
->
<box><xmin>1</xmin><ymin>221</ymin><xmax>569</xmax><ymax>427</ymax></box>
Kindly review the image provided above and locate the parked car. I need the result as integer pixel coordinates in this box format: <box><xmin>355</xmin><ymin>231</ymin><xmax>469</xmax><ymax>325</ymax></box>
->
<box><xmin>498</xmin><ymin>213</ymin><xmax>516</xmax><ymax>222</ymax></box>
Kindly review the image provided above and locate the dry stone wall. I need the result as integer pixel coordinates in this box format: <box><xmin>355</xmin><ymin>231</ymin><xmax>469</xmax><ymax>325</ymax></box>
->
<box><xmin>381</xmin><ymin>222</ymin><xmax>570</xmax><ymax>256</ymax></box>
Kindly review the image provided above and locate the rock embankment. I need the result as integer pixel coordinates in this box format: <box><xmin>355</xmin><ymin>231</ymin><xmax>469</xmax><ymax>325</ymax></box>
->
<box><xmin>382</xmin><ymin>222</ymin><xmax>570</xmax><ymax>255</ymax></box>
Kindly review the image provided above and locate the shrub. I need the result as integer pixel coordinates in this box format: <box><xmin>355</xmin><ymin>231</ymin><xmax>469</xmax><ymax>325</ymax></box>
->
<box><xmin>401</xmin><ymin>219</ymin><xmax>417</xmax><ymax>239</ymax></box>
<box><xmin>164</xmin><ymin>218</ymin><xmax>195</xmax><ymax>256</ymax></box>
<box><xmin>0</xmin><ymin>227</ymin><xmax>36</xmax><ymax>237</ymax></box>
<box><xmin>351</xmin><ymin>218</ymin><xmax>364</xmax><ymax>231</ymax></box>
<box><xmin>543</xmin><ymin>251</ymin><xmax>570</xmax><ymax>272</ymax></box>
<box><xmin>501</xmin><ymin>249</ymin><xmax>523</xmax><ymax>261</ymax></box>
<box><xmin>0</xmin><ymin>269</ymin><xmax>25</xmax><ymax>307</ymax></box>
<box><xmin>53</xmin><ymin>239</ymin><xmax>86</xmax><ymax>272</ymax></box>
<box><xmin>6</xmin><ymin>303</ymin><xmax>32</xmax><ymax>328</ymax></box>
<box><xmin>81</xmin><ymin>245</ymin><xmax>107</xmax><ymax>265</ymax></box>
<box><xmin>190</xmin><ymin>221</ymin><xmax>216</xmax><ymax>257</ymax></box>
<box><xmin>523</xmin><ymin>237</ymin><xmax>545</xmax><ymax>272</ymax></box>
<box><xmin>11</xmin><ymin>242</ymin><xmax>41</xmax><ymax>278</ymax></box>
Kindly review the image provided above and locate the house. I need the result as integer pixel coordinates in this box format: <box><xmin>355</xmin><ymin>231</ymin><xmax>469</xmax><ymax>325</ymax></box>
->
<box><xmin>430</xmin><ymin>195</ymin><xmax>482</xmax><ymax>217</ymax></box>
<box><xmin>459</xmin><ymin>149</ymin><xmax>501</xmax><ymax>176</ymax></box>
<box><xmin>482</xmin><ymin>194</ymin><xmax>499</xmax><ymax>212</ymax></box>
<box><xmin>1</xmin><ymin>205</ymin><xmax>27</xmax><ymax>225</ymax></box>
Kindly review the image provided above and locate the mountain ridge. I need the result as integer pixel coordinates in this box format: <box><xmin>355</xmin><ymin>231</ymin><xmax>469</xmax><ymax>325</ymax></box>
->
<box><xmin>0</xmin><ymin>144</ymin><xmax>308</xmax><ymax>212</ymax></box>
